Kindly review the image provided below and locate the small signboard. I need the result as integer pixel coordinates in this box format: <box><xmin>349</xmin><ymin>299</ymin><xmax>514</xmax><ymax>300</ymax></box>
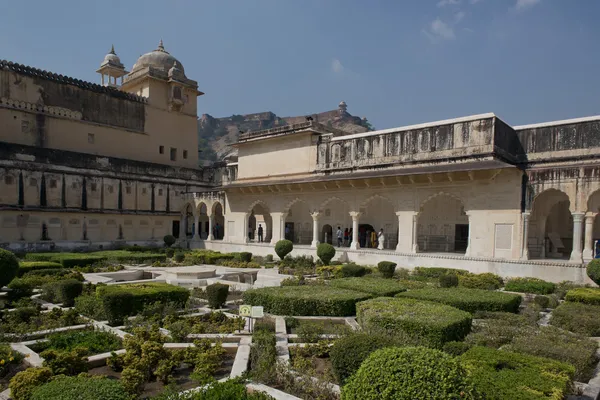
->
<box><xmin>239</xmin><ymin>305</ymin><xmax>252</xmax><ymax>317</ymax></box>
<box><xmin>251</xmin><ymin>306</ymin><xmax>264</xmax><ymax>318</ymax></box>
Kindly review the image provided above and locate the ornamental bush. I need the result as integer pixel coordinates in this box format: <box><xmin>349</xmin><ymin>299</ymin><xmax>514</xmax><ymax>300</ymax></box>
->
<box><xmin>329</xmin><ymin>277</ymin><xmax>407</xmax><ymax>297</ymax></box>
<box><xmin>377</xmin><ymin>261</ymin><xmax>396</xmax><ymax>278</ymax></box>
<box><xmin>40</xmin><ymin>347</ymin><xmax>89</xmax><ymax>375</ymax></box>
<box><xmin>55</xmin><ymin>255</ymin><xmax>106</xmax><ymax>269</ymax></box>
<box><xmin>41</xmin><ymin>279</ymin><xmax>83</xmax><ymax>307</ymax></box>
<box><xmin>459</xmin><ymin>346</ymin><xmax>574</xmax><ymax>400</ymax></box>
<box><xmin>316</xmin><ymin>243</ymin><xmax>336</xmax><ymax>265</ymax></box>
<box><xmin>185</xmin><ymin>250</ymin><xmax>235</xmax><ymax>265</ymax></box>
<box><xmin>31</xmin><ymin>375</ymin><xmax>129</xmax><ymax>400</ymax></box>
<box><xmin>341</xmin><ymin>263</ymin><xmax>368</xmax><ymax>277</ymax></box>
<box><xmin>342</xmin><ymin>347</ymin><xmax>477</xmax><ymax>400</ymax></box>
<box><xmin>164</xmin><ymin>234</ymin><xmax>176</xmax><ymax>247</ymax></box>
<box><xmin>357</xmin><ymin>297</ymin><xmax>472</xmax><ymax>348</ymax></box>
<box><xmin>412</xmin><ymin>267</ymin><xmax>469</xmax><ymax>279</ymax></box>
<box><xmin>275</xmin><ymin>240</ymin><xmax>293</xmax><ymax>260</ymax></box>
<box><xmin>551</xmin><ymin>301</ymin><xmax>600</xmax><ymax>336</ymax></box>
<box><xmin>504</xmin><ymin>277</ymin><xmax>556</xmax><ymax>295</ymax></box>
<box><xmin>586</xmin><ymin>259</ymin><xmax>600</xmax><ymax>285</ymax></box>
<box><xmin>238</xmin><ymin>252</ymin><xmax>253</xmax><ymax>262</ymax></box>
<box><xmin>439</xmin><ymin>273</ymin><xmax>459</xmax><ymax>288</ymax></box>
<box><xmin>9</xmin><ymin>367</ymin><xmax>53</xmax><ymax>400</ymax></box>
<box><xmin>330</xmin><ymin>333</ymin><xmax>399</xmax><ymax>383</ymax></box>
<box><xmin>397</xmin><ymin>287</ymin><xmax>522</xmax><ymax>313</ymax></box>
<box><xmin>458</xmin><ymin>272</ymin><xmax>504</xmax><ymax>290</ymax></box>
<box><xmin>165</xmin><ymin>248</ymin><xmax>175</xmax><ymax>258</ymax></box>
<box><xmin>0</xmin><ymin>248</ymin><xmax>19</xmax><ymax>288</ymax></box>
<box><xmin>206</xmin><ymin>283</ymin><xmax>229</xmax><ymax>309</ymax></box>
<box><xmin>564</xmin><ymin>287</ymin><xmax>600</xmax><ymax>305</ymax></box>
<box><xmin>174</xmin><ymin>251</ymin><xmax>185</xmax><ymax>263</ymax></box>
<box><xmin>243</xmin><ymin>285</ymin><xmax>372</xmax><ymax>316</ymax></box>
<box><xmin>18</xmin><ymin>261</ymin><xmax>63</xmax><ymax>277</ymax></box>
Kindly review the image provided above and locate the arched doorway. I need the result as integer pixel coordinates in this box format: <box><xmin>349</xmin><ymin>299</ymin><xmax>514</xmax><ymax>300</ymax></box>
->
<box><xmin>528</xmin><ymin>189</ymin><xmax>573</xmax><ymax>259</ymax></box>
<box><xmin>319</xmin><ymin>198</ymin><xmax>351</xmax><ymax>246</ymax></box>
<box><xmin>184</xmin><ymin>204</ymin><xmax>194</xmax><ymax>238</ymax></box>
<box><xmin>360</xmin><ymin>196</ymin><xmax>398</xmax><ymax>250</ymax></box>
<box><xmin>285</xmin><ymin>200</ymin><xmax>312</xmax><ymax>245</ymax></box>
<box><xmin>322</xmin><ymin>224</ymin><xmax>333</xmax><ymax>244</ymax></box>
<box><xmin>198</xmin><ymin>203</ymin><xmax>209</xmax><ymax>239</ymax></box>
<box><xmin>213</xmin><ymin>202</ymin><xmax>225</xmax><ymax>240</ymax></box>
<box><xmin>417</xmin><ymin>193</ymin><xmax>468</xmax><ymax>253</ymax></box>
<box><xmin>249</xmin><ymin>202</ymin><xmax>272</xmax><ymax>243</ymax></box>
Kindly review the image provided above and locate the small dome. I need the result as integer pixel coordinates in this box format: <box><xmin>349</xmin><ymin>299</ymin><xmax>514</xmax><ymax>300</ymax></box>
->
<box><xmin>339</xmin><ymin>101</ymin><xmax>347</xmax><ymax>107</ymax></box>
<box><xmin>101</xmin><ymin>45</ymin><xmax>124</xmax><ymax>69</ymax></box>
<box><xmin>132</xmin><ymin>40</ymin><xmax>185</xmax><ymax>75</ymax></box>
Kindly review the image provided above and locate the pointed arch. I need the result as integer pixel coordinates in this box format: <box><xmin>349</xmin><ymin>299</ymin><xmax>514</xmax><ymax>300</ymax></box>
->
<box><xmin>197</xmin><ymin>201</ymin><xmax>208</xmax><ymax>215</ymax></box>
<box><xmin>211</xmin><ymin>200</ymin><xmax>224</xmax><ymax>216</ymax></box>
<box><xmin>319</xmin><ymin>196</ymin><xmax>349</xmax><ymax>211</ymax></box>
<box><xmin>419</xmin><ymin>191</ymin><xmax>464</xmax><ymax>212</ymax></box>
<box><xmin>360</xmin><ymin>193</ymin><xmax>395</xmax><ymax>210</ymax></box>
<box><xmin>247</xmin><ymin>199</ymin><xmax>271</xmax><ymax>214</ymax></box>
<box><xmin>283</xmin><ymin>197</ymin><xmax>313</xmax><ymax>213</ymax></box>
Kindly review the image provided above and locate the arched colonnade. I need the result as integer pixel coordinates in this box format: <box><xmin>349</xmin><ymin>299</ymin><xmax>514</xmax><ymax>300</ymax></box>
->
<box><xmin>178</xmin><ymin>200</ymin><xmax>225</xmax><ymax>241</ymax></box>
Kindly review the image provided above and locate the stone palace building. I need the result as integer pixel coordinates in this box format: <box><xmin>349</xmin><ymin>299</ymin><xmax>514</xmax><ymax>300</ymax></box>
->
<box><xmin>1</xmin><ymin>42</ymin><xmax>600</xmax><ymax>283</ymax></box>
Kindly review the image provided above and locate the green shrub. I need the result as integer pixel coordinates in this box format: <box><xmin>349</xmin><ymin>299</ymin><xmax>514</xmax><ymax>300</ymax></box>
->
<box><xmin>160</xmin><ymin>379</ymin><xmax>275</xmax><ymax>399</ymax></box>
<box><xmin>551</xmin><ymin>301</ymin><xmax>600</xmax><ymax>336</ymax></box>
<box><xmin>357</xmin><ymin>297</ymin><xmax>472</xmax><ymax>348</ymax></box>
<box><xmin>184</xmin><ymin>250</ymin><xmax>235</xmax><ymax>265</ymax></box>
<box><xmin>458</xmin><ymin>272</ymin><xmax>504</xmax><ymax>290</ymax></box>
<box><xmin>31</xmin><ymin>375</ymin><xmax>129</xmax><ymax>400</ymax></box>
<box><xmin>504</xmin><ymin>277</ymin><xmax>556</xmax><ymax>295</ymax></box>
<box><xmin>243</xmin><ymin>285</ymin><xmax>372</xmax><ymax>316</ymax></box>
<box><xmin>25</xmin><ymin>268</ymin><xmax>79</xmax><ymax>278</ymax></box>
<box><xmin>534</xmin><ymin>295</ymin><xmax>550</xmax><ymax>308</ymax></box>
<box><xmin>397</xmin><ymin>287</ymin><xmax>522</xmax><ymax>313</ymax></box>
<box><xmin>265</xmin><ymin>254</ymin><xmax>274</xmax><ymax>262</ymax></box>
<box><xmin>275</xmin><ymin>240</ymin><xmax>293</xmax><ymax>260</ymax></box>
<box><xmin>238</xmin><ymin>252</ymin><xmax>253</xmax><ymax>262</ymax></box>
<box><xmin>97</xmin><ymin>283</ymin><xmax>189</xmax><ymax>325</ymax></box>
<box><xmin>164</xmin><ymin>234</ymin><xmax>176</xmax><ymax>247</ymax></box>
<box><xmin>56</xmin><ymin>255</ymin><xmax>106</xmax><ymax>269</ymax></box>
<box><xmin>206</xmin><ymin>283</ymin><xmax>229</xmax><ymax>309</ymax></box>
<box><xmin>342</xmin><ymin>347</ymin><xmax>477</xmax><ymax>400</ymax></box>
<box><xmin>443</xmin><ymin>341</ymin><xmax>472</xmax><ymax>356</ymax></box>
<box><xmin>412</xmin><ymin>267</ymin><xmax>469</xmax><ymax>279</ymax></box>
<box><xmin>316</xmin><ymin>243</ymin><xmax>336</xmax><ymax>265</ymax></box>
<box><xmin>377</xmin><ymin>261</ymin><xmax>396</xmax><ymax>278</ymax></box>
<box><xmin>439</xmin><ymin>273</ymin><xmax>459</xmax><ymax>288</ymax></box>
<box><xmin>329</xmin><ymin>277</ymin><xmax>407</xmax><ymax>297</ymax></box>
<box><xmin>9</xmin><ymin>367</ymin><xmax>53</xmax><ymax>400</ymax></box>
<box><xmin>165</xmin><ymin>248</ymin><xmax>175</xmax><ymax>258</ymax></box>
<box><xmin>341</xmin><ymin>263</ymin><xmax>367</xmax><ymax>277</ymax></box>
<box><xmin>564</xmin><ymin>287</ymin><xmax>600</xmax><ymax>305</ymax></box>
<box><xmin>587</xmin><ymin>259</ymin><xmax>600</xmax><ymax>285</ymax></box>
<box><xmin>459</xmin><ymin>346</ymin><xmax>574</xmax><ymax>400</ymax></box>
<box><xmin>174</xmin><ymin>251</ymin><xmax>185</xmax><ymax>262</ymax></box>
<box><xmin>41</xmin><ymin>347</ymin><xmax>89</xmax><ymax>375</ymax></box>
<box><xmin>18</xmin><ymin>261</ymin><xmax>63</xmax><ymax>277</ymax></box>
<box><xmin>39</xmin><ymin>329</ymin><xmax>122</xmax><ymax>355</ymax></box>
<box><xmin>330</xmin><ymin>333</ymin><xmax>399</xmax><ymax>383</ymax></box>
<box><xmin>7</xmin><ymin>277</ymin><xmax>37</xmax><ymax>299</ymax></box>
<box><xmin>74</xmin><ymin>294</ymin><xmax>106</xmax><ymax>321</ymax></box>
<box><xmin>250</xmin><ymin>330</ymin><xmax>278</xmax><ymax>384</ymax></box>
<box><xmin>0</xmin><ymin>248</ymin><xmax>19</xmax><ymax>288</ymax></box>
<box><xmin>41</xmin><ymin>279</ymin><xmax>83</xmax><ymax>307</ymax></box>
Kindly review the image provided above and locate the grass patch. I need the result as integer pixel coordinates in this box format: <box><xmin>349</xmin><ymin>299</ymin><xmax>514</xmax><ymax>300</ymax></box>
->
<box><xmin>329</xmin><ymin>277</ymin><xmax>407</xmax><ymax>297</ymax></box>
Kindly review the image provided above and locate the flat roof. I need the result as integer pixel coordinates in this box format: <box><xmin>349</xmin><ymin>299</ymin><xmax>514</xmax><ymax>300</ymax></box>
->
<box><xmin>514</xmin><ymin>115</ymin><xmax>600</xmax><ymax>130</ymax></box>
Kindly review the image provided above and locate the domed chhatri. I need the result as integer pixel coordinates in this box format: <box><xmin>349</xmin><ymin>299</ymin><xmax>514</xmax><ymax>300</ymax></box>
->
<box><xmin>100</xmin><ymin>45</ymin><xmax>124</xmax><ymax>69</ymax></box>
<box><xmin>132</xmin><ymin>39</ymin><xmax>185</xmax><ymax>75</ymax></box>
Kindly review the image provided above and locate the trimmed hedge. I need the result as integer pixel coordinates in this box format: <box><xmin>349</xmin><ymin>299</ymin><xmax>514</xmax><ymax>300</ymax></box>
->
<box><xmin>459</xmin><ymin>346</ymin><xmax>574</xmax><ymax>400</ymax></box>
<box><xmin>504</xmin><ymin>277</ymin><xmax>556</xmax><ymax>295</ymax></box>
<box><xmin>377</xmin><ymin>261</ymin><xmax>396</xmax><ymax>278</ymax></box>
<box><xmin>24</xmin><ymin>251</ymin><xmax>166</xmax><ymax>268</ymax></box>
<box><xmin>564</xmin><ymin>287</ymin><xmax>600</xmax><ymax>305</ymax></box>
<box><xmin>243</xmin><ymin>285</ymin><xmax>372</xmax><ymax>316</ymax></box>
<box><xmin>0</xmin><ymin>249</ymin><xmax>19</xmax><ymax>288</ymax></box>
<box><xmin>342</xmin><ymin>347</ymin><xmax>477</xmax><ymax>400</ymax></box>
<box><xmin>316</xmin><ymin>243</ymin><xmax>336</xmax><ymax>265</ymax></box>
<box><xmin>397</xmin><ymin>287</ymin><xmax>522</xmax><ymax>313</ymax></box>
<box><xmin>341</xmin><ymin>263</ymin><xmax>368</xmax><ymax>277</ymax></box>
<box><xmin>238</xmin><ymin>252</ymin><xmax>253</xmax><ymax>262</ymax></box>
<box><xmin>42</xmin><ymin>279</ymin><xmax>83</xmax><ymax>307</ymax></box>
<box><xmin>9</xmin><ymin>367</ymin><xmax>53</xmax><ymax>400</ymax></box>
<box><xmin>458</xmin><ymin>272</ymin><xmax>504</xmax><ymax>290</ymax></box>
<box><xmin>329</xmin><ymin>277</ymin><xmax>407</xmax><ymax>297</ymax></box>
<box><xmin>184</xmin><ymin>250</ymin><xmax>235</xmax><ymax>265</ymax></box>
<box><xmin>440</xmin><ymin>273</ymin><xmax>459</xmax><ymax>288</ymax></box>
<box><xmin>31</xmin><ymin>375</ymin><xmax>129</xmax><ymax>400</ymax></box>
<box><xmin>96</xmin><ymin>283</ymin><xmax>190</xmax><ymax>325</ymax></box>
<box><xmin>275</xmin><ymin>240</ymin><xmax>293</xmax><ymax>260</ymax></box>
<box><xmin>18</xmin><ymin>261</ymin><xmax>63</xmax><ymax>277</ymax></box>
<box><xmin>357</xmin><ymin>297</ymin><xmax>472</xmax><ymax>348</ymax></box>
<box><xmin>206</xmin><ymin>283</ymin><xmax>229</xmax><ymax>309</ymax></box>
<box><xmin>587</xmin><ymin>259</ymin><xmax>600</xmax><ymax>285</ymax></box>
<box><xmin>551</xmin><ymin>301</ymin><xmax>600</xmax><ymax>336</ymax></box>
<box><xmin>412</xmin><ymin>267</ymin><xmax>469</xmax><ymax>279</ymax></box>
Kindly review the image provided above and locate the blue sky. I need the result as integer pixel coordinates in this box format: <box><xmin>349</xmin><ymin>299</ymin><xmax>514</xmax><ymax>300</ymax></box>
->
<box><xmin>1</xmin><ymin>0</ymin><xmax>598</xmax><ymax>130</ymax></box>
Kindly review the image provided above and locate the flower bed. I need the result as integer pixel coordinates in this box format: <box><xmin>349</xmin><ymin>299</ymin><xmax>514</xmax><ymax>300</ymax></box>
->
<box><xmin>243</xmin><ymin>286</ymin><xmax>372</xmax><ymax>316</ymax></box>
<box><xmin>459</xmin><ymin>346</ymin><xmax>574</xmax><ymax>399</ymax></box>
<box><xmin>564</xmin><ymin>287</ymin><xmax>600</xmax><ymax>305</ymax></box>
<box><xmin>0</xmin><ymin>307</ymin><xmax>85</xmax><ymax>336</ymax></box>
<box><xmin>357</xmin><ymin>297</ymin><xmax>472</xmax><ymax>348</ymax></box>
<box><xmin>396</xmin><ymin>287</ymin><xmax>522</xmax><ymax>313</ymax></box>
<box><xmin>163</xmin><ymin>312</ymin><xmax>245</xmax><ymax>341</ymax></box>
<box><xmin>329</xmin><ymin>277</ymin><xmax>407</xmax><ymax>297</ymax></box>
<box><xmin>29</xmin><ymin>329</ymin><xmax>122</xmax><ymax>356</ymax></box>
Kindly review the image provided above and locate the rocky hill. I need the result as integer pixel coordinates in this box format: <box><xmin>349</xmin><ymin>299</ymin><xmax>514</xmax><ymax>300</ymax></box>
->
<box><xmin>198</xmin><ymin>101</ymin><xmax>373</xmax><ymax>163</ymax></box>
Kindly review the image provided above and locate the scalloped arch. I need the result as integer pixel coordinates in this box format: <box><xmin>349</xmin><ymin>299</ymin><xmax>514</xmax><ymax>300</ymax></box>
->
<box><xmin>319</xmin><ymin>196</ymin><xmax>349</xmax><ymax>211</ymax></box>
<box><xmin>247</xmin><ymin>199</ymin><xmax>271</xmax><ymax>214</ymax></box>
<box><xmin>211</xmin><ymin>201</ymin><xmax>224</xmax><ymax>215</ymax></box>
<box><xmin>359</xmin><ymin>194</ymin><xmax>395</xmax><ymax>209</ymax></box>
<box><xmin>530</xmin><ymin>188</ymin><xmax>570</xmax><ymax>214</ymax></box>
<box><xmin>283</xmin><ymin>198</ymin><xmax>312</xmax><ymax>213</ymax></box>
<box><xmin>197</xmin><ymin>201</ymin><xmax>208</xmax><ymax>215</ymax></box>
<box><xmin>419</xmin><ymin>192</ymin><xmax>464</xmax><ymax>212</ymax></box>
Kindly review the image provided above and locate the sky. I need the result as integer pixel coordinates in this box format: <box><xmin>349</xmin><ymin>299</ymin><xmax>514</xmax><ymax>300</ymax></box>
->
<box><xmin>1</xmin><ymin>0</ymin><xmax>599</xmax><ymax>130</ymax></box>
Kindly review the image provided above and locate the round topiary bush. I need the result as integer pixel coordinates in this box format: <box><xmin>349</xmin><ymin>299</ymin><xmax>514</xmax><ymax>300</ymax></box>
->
<box><xmin>174</xmin><ymin>251</ymin><xmax>185</xmax><ymax>263</ymax></box>
<box><xmin>275</xmin><ymin>240</ymin><xmax>293</xmax><ymax>260</ymax></box>
<box><xmin>31</xmin><ymin>375</ymin><xmax>129</xmax><ymax>400</ymax></box>
<box><xmin>163</xmin><ymin>235</ymin><xmax>176</xmax><ymax>247</ymax></box>
<box><xmin>440</xmin><ymin>273</ymin><xmax>459</xmax><ymax>288</ymax></box>
<box><xmin>206</xmin><ymin>283</ymin><xmax>229</xmax><ymax>309</ymax></box>
<box><xmin>239</xmin><ymin>252</ymin><xmax>253</xmax><ymax>262</ymax></box>
<box><xmin>330</xmin><ymin>333</ymin><xmax>398</xmax><ymax>383</ymax></box>
<box><xmin>587</xmin><ymin>259</ymin><xmax>600</xmax><ymax>286</ymax></box>
<box><xmin>341</xmin><ymin>347</ymin><xmax>476</xmax><ymax>400</ymax></box>
<box><xmin>377</xmin><ymin>261</ymin><xmax>396</xmax><ymax>278</ymax></box>
<box><xmin>0</xmin><ymin>249</ymin><xmax>19</xmax><ymax>289</ymax></box>
<box><xmin>316</xmin><ymin>243</ymin><xmax>336</xmax><ymax>265</ymax></box>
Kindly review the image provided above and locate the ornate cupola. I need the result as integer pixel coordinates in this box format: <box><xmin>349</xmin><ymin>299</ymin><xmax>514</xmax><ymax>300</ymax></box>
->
<box><xmin>96</xmin><ymin>45</ymin><xmax>128</xmax><ymax>87</ymax></box>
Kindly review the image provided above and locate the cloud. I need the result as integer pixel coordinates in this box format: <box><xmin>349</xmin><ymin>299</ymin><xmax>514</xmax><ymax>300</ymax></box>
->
<box><xmin>423</xmin><ymin>18</ymin><xmax>456</xmax><ymax>42</ymax></box>
<box><xmin>515</xmin><ymin>0</ymin><xmax>541</xmax><ymax>10</ymax></box>
<box><xmin>331</xmin><ymin>59</ymin><xmax>344</xmax><ymax>74</ymax></box>
<box><xmin>437</xmin><ymin>0</ymin><xmax>460</xmax><ymax>6</ymax></box>
<box><xmin>469</xmin><ymin>0</ymin><xmax>483</xmax><ymax>3</ymax></box>
<box><xmin>454</xmin><ymin>11</ymin><xmax>466</xmax><ymax>23</ymax></box>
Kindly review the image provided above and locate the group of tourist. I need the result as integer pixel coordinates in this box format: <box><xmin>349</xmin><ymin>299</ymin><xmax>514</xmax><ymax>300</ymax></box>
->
<box><xmin>336</xmin><ymin>226</ymin><xmax>385</xmax><ymax>250</ymax></box>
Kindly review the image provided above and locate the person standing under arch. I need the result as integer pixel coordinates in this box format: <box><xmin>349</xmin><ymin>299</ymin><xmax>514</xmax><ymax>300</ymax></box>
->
<box><xmin>258</xmin><ymin>224</ymin><xmax>264</xmax><ymax>243</ymax></box>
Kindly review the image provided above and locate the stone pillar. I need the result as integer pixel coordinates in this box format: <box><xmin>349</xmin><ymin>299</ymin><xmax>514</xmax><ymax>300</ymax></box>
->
<box><xmin>179</xmin><ymin>215</ymin><xmax>185</xmax><ymax>239</ymax></box>
<box><xmin>584</xmin><ymin>213</ymin><xmax>597</xmax><ymax>260</ymax></box>
<box><xmin>349</xmin><ymin>211</ymin><xmax>361</xmax><ymax>250</ymax></box>
<box><xmin>207</xmin><ymin>215</ymin><xmax>214</xmax><ymax>241</ymax></box>
<box><xmin>395</xmin><ymin>212</ymin><xmax>403</xmax><ymax>252</ymax></box>
<box><xmin>270</xmin><ymin>212</ymin><xmax>288</xmax><ymax>245</ymax></box>
<box><xmin>570</xmin><ymin>212</ymin><xmax>585</xmax><ymax>263</ymax></box>
<box><xmin>311</xmin><ymin>212</ymin><xmax>320</xmax><ymax>248</ymax></box>
<box><xmin>465</xmin><ymin>212</ymin><xmax>472</xmax><ymax>257</ymax></box>
<box><xmin>411</xmin><ymin>213</ymin><xmax>419</xmax><ymax>253</ymax></box>
<box><xmin>193</xmin><ymin>215</ymin><xmax>199</xmax><ymax>241</ymax></box>
<box><xmin>243</xmin><ymin>213</ymin><xmax>250</xmax><ymax>243</ymax></box>
<box><xmin>521</xmin><ymin>212</ymin><xmax>530</xmax><ymax>260</ymax></box>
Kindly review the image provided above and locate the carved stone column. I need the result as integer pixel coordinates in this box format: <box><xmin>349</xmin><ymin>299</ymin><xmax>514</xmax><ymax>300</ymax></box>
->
<box><xmin>411</xmin><ymin>213</ymin><xmax>419</xmax><ymax>253</ymax></box>
<box><xmin>583</xmin><ymin>213</ymin><xmax>597</xmax><ymax>260</ymax></box>
<box><xmin>570</xmin><ymin>212</ymin><xmax>585</xmax><ymax>263</ymax></box>
<box><xmin>395</xmin><ymin>212</ymin><xmax>403</xmax><ymax>252</ymax></box>
<box><xmin>270</xmin><ymin>212</ymin><xmax>288</xmax><ymax>245</ymax></box>
<box><xmin>311</xmin><ymin>211</ymin><xmax>320</xmax><ymax>248</ymax></box>
<box><xmin>349</xmin><ymin>211</ymin><xmax>361</xmax><ymax>250</ymax></box>
<box><xmin>521</xmin><ymin>212</ymin><xmax>530</xmax><ymax>260</ymax></box>
<box><xmin>193</xmin><ymin>215</ymin><xmax>199</xmax><ymax>241</ymax></box>
<box><xmin>207</xmin><ymin>215</ymin><xmax>214</xmax><ymax>241</ymax></box>
<box><xmin>465</xmin><ymin>212</ymin><xmax>472</xmax><ymax>257</ymax></box>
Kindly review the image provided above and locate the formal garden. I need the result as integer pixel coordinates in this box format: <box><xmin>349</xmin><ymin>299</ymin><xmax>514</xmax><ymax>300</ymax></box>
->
<box><xmin>1</xmin><ymin>236</ymin><xmax>600</xmax><ymax>399</ymax></box>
